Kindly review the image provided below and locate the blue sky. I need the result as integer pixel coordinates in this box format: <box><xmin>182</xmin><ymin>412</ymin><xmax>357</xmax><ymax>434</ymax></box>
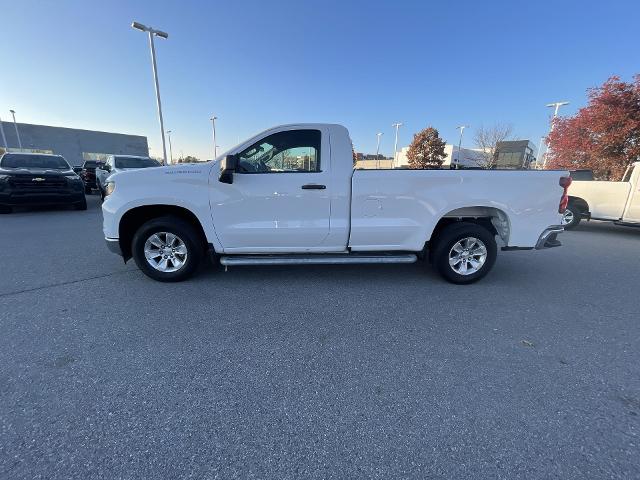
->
<box><xmin>1</xmin><ymin>0</ymin><xmax>638</xmax><ymax>160</ymax></box>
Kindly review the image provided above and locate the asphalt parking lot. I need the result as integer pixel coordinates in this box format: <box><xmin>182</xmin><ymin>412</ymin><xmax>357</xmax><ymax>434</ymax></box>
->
<box><xmin>1</xmin><ymin>195</ymin><xmax>639</xmax><ymax>479</ymax></box>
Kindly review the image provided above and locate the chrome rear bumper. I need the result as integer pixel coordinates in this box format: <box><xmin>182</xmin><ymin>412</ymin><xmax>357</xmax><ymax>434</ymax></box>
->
<box><xmin>535</xmin><ymin>225</ymin><xmax>564</xmax><ymax>250</ymax></box>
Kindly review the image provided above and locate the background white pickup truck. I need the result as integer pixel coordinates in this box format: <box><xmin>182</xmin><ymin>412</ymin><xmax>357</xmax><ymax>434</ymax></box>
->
<box><xmin>101</xmin><ymin>124</ymin><xmax>569</xmax><ymax>284</ymax></box>
<box><xmin>563</xmin><ymin>162</ymin><xmax>640</xmax><ymax>229</ymax></box>
<box><xmin>96</xmin><ymin>155</ymin><xmax>160</xmax><ymax>199</ymax></box>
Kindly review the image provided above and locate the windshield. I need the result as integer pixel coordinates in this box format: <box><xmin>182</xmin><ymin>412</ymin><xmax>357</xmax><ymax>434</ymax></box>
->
<box><xmin>114</xmin><ymin>157</ymin><xmax>160</xmax><ymax>169</ymax></box>
<box><xmin>0</xmin><ymin>154</ymin><xmax>70</xmax><ymax>169</ymax></box>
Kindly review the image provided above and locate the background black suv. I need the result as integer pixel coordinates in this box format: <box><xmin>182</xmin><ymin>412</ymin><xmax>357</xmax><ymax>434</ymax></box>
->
<box><xmin>0</xmin><ymin>153</ymin><xmax>87</xmax><ymax>213</ymax></box>
<box><xmin>79</xmin><ymin>160</ymin><xmax>102</xmax><ymax>194</ymax></box>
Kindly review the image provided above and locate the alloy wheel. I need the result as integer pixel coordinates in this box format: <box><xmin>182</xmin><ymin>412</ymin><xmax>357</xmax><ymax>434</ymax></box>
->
<box><xmin>448</xmin><ymin>237</ymin><xmax>487</xmax><ymax>275</ymax></box>
<box><xmin>144</xmin><ymin>232</ymin><xmax>188</xmax><ymax>273</ymax></box>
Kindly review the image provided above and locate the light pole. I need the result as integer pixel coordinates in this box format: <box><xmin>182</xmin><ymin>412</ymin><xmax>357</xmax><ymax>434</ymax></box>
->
<box><xmin>537</xmin><ymin>136</ymin><xmax>546</xmax><ymax>169</ymax></box>
<box><xmin>166</xmin><ymin>130</ymin><xmax>173</xmax><ymax>164</ymax></box>
<box><xmin>0</xmin><ymin>117</ymin><xmax>7</xmax><ymax>151</ymax></box>
<box><xmin>391</xmin><ymin>122</ymin><xmax>403</xmax><ymax>168</ymax></box>
<box><xmin>131</xmin><ymin>21</ymin><xmax>169</xmax><ymax>165</ymax></box>
<box><xmin>9</xmin><ymin>110</ymin><xmax>22</xmax><ymax>150</ymax></box>
<box><xmin>210</xmin><ymin>116</ymin><xmax>218</xmax><ymax>158</ymax></box>
<box><xmin>375</xmin><ymin>132</ymin><xmax>383</xmax><ymax>169</ymax></box>
<box><xmin>542</xmin><ymin>101</ymin><xmax>569</xmax><ymax>168</ymax></box>
<box><xmin>455</xmin><ymin>125</ymin><xmax>469</xmax><ymax>169</ymax></box>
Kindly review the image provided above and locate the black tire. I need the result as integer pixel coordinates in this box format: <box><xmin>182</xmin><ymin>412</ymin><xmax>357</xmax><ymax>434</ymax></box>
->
<box><xmin>84</xmin><ymin>185</ymin><xmax>92</xmax><ymax>194</ymax></box>
<box><xmin>561</xmin><ymin>204</ymin><xmax>581</xmax><ymax>230</ymax></box>
<box><xmin>0</xmin><ymin>204</ymin><xmax>12</xmax><ymax>214</ymax></box>
<box><xmin>432</xmin><ymin>222</ymin><xmax>497</xmax><ymax>284</ymax></box>
<box><xmin>73</xmin><ymin>197</ymin><xmax>87</xmax><ymax>210</ymax></box>
<box><xmin>132</xmin><ymin>216</ymin><xmax>204</xmax><ymax>282</ymax></box>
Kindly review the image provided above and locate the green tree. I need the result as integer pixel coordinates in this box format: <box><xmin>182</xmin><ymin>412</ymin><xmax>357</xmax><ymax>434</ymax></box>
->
<box><xmin>407</xmin><ymin>127</ymin><xmax>446</xmax><ymax>169</ymax></box>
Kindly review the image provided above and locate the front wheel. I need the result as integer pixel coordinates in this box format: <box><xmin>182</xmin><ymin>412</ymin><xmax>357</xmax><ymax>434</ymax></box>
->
<box><xmin>561</xmin><ymin>205</ymin><xmax>581</xmax><ymax>229</ymax></box>
<box><xmin>132</xmin><ymin>216</ymin><xmax>204</xmax><ymax>282</ymax></box>
<box><xmin>432</xmin><ymin>222</ymin><xmax>497</xmax><ymax>284</ymax></box>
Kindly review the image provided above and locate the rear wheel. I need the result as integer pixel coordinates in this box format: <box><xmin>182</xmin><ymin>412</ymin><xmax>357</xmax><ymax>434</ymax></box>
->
<box><xmin>132</xmin><ymin>216</ymin><xmax>204</xmax><ymax>282</ymax></box>
<box><xmin>561</xmin><ymin>204</ymin><xmax>581</xmax><ymax>229</ymax></box>
<box><xmin>432</xmin><ymin>222</ymin><xmax>497</xmax><ymax>284</ymax></box>
<box><xmin>0</xmin><ymin>205</ymin><xmax>12</xmax><ymax>214</ymax></box>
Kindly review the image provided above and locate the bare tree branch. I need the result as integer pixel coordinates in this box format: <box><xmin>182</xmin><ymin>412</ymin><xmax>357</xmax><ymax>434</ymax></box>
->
<box><xmin>473</xmin><ymin>124</ymin><xmax>513</xmax><ymax>169</ymax></box>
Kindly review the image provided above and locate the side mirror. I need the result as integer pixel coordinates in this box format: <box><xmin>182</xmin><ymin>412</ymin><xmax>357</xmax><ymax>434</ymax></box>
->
<box><xmin>219</xmin><ymin>155</ymin><xmax>237</xmax><ymax>184</ymax></box>
<box><xmin>103</xmin><ymin>164</ymin><xmax>111</xmax><ymax>172</ymax></box>
<box><xmin>73</xmin><ymin>166</ymin><xmax>83</xmax><ymax>174</ymax></box>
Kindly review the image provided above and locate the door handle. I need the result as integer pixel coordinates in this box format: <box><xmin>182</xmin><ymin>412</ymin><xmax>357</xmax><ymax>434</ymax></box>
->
<box><xmin>301</xmin><ymin>184</ymin><xmax>326</xmax><ymax>190</ymax></box>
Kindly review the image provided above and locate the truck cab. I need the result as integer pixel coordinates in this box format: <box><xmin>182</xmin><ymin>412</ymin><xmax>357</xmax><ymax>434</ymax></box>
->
<box><xmin>563</xmin><ymin>162</ymin><xmax>640</xmax><ymax>228</ymax></box>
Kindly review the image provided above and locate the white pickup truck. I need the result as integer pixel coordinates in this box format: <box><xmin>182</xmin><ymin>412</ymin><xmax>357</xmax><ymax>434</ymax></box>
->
<box><xmin>562</xmin><ymin>162</ymin><xmax>640</xmax><ymax>229</ymax></box>
<box><xmin>101</xmin><ymin>124</ymin><xmax>569</xmax><ymax>284</ymax></box>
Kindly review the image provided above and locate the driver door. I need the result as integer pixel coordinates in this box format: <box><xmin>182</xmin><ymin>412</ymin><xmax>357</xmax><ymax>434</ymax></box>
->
<box><xmin>211</xmin><ymin>128</ymin><xmax>332</xmax><ymax>252</ymax></box>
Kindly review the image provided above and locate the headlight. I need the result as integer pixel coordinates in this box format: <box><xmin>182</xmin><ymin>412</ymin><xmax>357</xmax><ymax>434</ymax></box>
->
<box><xmin>104</xmin><ymin>181</ymin><xmax>116</xmax><ymax>197</ymax></box>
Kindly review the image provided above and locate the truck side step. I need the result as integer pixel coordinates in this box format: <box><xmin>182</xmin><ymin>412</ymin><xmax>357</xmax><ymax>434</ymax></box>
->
<box><xmin>219</xmin><ymin>253</ymin><xmax>418</xmax><ymax>267</ymax></box>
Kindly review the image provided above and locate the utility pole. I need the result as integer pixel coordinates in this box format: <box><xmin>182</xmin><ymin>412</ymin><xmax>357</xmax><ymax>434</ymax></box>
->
<box><xmin>391</xmin><ymin>122</ymin><xmax>403</xmax><ymax>168</ymax></box>
<box><xmin>455</xmin><ymin>125</ymin><xmax>469</xmax><ymax>169</ymax></box>
<box><xmin>210</xmin><ymin>116</ymin><xmax>218</xmax><ymax>158</ymax></box>
<box><xmin>9</xmin><ymin>110</ymin><xmax>22</xmax><ymax>150</ymax></box>
<box><xmin>375</xmin><ymin>132</ymin><xmax>383</xmax><ymax>169</ymax></box>
<box><xmin>131</xmin><ymin>21</ymin><xmax>169</xmax><ymax>165</ymax></box>
<box><xmin>543</xmin><ymin>101</ymin><xmax>569</xmax><ymax>168</ymax></box>
<box><xmin>166</xmin><ymin>130</ymin><xmax>173</xmax><ymax>164</ymax></box>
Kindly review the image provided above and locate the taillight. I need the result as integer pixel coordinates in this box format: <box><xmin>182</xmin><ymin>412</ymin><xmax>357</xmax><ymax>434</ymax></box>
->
<box><xmin>558</xmin><ymin>176</ymin><xmax>572</xmax><ymax>213</ymax></box>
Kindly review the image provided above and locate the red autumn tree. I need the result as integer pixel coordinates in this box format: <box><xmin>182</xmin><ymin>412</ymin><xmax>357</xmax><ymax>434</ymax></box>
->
<box><xmin>407</xmin><ymin>127</ymin><xmax>446</xmax><ymax>169</ymax></box>
<box><xmin>546</xmin><ymin>75</ymin><xmax>640</xmax><ymax>180</ymax></box>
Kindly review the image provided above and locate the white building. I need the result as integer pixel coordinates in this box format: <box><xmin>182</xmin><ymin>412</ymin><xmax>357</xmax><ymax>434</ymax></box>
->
<box><xmin>394</xmin><ymin>145</ymin><xmax>486</xmax><ymax>168</ymax></box>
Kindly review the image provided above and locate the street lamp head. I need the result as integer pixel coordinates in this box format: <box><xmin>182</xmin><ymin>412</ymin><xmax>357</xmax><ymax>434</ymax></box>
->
<box><xmin>154</xmin><ymin>30</ymin><xmax>169</xmax><ymax>39</ymax></box>
<box><xmin>546</xmin><ymin>101</ymin><xmax>569</xmax><ymax>107</ymax></box>
<box><xmin>9</xmin><ymin>109</ymin><xmax>15</xmax><ymax>114</ymax></box>
<box><xmin>166</xmin><ymin>130</ymin><xmax>171</xmax><ymax>134</ymax></box>
<box><xmin>210</xmin><ymin>116</ymin><xmax>218</xmax><ymax>121</ymax></box>
<box><xmin>131</xmin><ymin>21</ymin><xmax>148</xmax><ymax>32</ymax></box>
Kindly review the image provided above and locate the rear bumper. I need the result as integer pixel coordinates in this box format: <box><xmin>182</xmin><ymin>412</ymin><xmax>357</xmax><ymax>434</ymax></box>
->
<box><xmin>105</xmin><ymin>237</ymin><xmax>122</xmax><ymax>256</ymax></box>
<box><xmin>535</xmin><ymin>225</ymin><xmax>564</xmax><ymax>249</ymax></box>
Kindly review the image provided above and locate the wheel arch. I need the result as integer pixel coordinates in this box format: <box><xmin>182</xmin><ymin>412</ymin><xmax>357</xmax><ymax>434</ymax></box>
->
<box><xmin>568</xmin><ymin>196</ymin><xmax>589</xmax><ymax>216</ymax></box>
<box><xmin>427</xmin><ymin>206</ymin><xmax>510</xmax><ymax>249</ymax></box>
<box><xmin>118</xmin><ymin>205</ymin><xmax>208</xmax><ymax>262</ymax></box>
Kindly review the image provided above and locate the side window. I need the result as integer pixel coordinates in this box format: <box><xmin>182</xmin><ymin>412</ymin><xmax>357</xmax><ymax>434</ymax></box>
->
<box><xmin>236</xmin><ymin>130</ymin><xmax>321</xmax><ymax>174</ymax></box>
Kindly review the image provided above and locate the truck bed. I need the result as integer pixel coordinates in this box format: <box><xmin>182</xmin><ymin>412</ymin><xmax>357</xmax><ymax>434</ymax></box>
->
<box><xmin>349</xmin><ymin>169</ymin><xmax>566</xmax><ymax>250</ymax></box>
